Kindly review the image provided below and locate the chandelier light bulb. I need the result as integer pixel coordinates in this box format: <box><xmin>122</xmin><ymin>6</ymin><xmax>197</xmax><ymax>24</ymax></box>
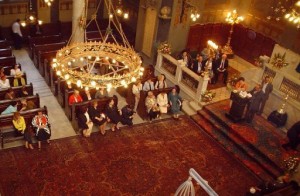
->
<box><xmin>91</xmin><ymin>81</ymin><xmax>96</xmax><ymax>86</ymax></box>
<box><xmin>38</xmin><ymin>20</ymin><xmax>43</xmax><ymax>25</ymax></box>
<box><xmin>21</xmin><ymin>22</ymin><xmax>26</xmax><ymax>27</ymax></box>
<box><xmin>296</xmin><ymin>1</ymin><xmax>300</xmax><ymax>7</ymax></box>
<box><xmin>131</xmin><ymin>77</ymin><xmax>136</xmax><ymax>82</ymax></box>
<box><xmin>85</xmin><ymin>86</ymin><xmax>89</xmax><ymax>91</ymax></box>
<box><xmin>77</xmin><ymin>80</ymin><xmax>82</xmax><ymax>87</ymax></box>
<box><xmin>285</xmin><ymin>13</ymin><xmax>291</xmax><ymax>18</ymax></box>
<box><xmin>52</xmin><ymin>63</ymin><xmax>57</xmax><ymax>68</ymax></box>
<box><xmin>67</xmin><ymin>80</ymin><xmax>71</xmax><ymax>85</ymax></box>
<box><xmin>64</xmin><ymin>74</ymin><xmax>70</xmax><ymax>80</ymax></box>
<box><xmin>192</xmin><ymin>17</ymin><xmax>196</xmax><ymax>21</ymax></box>
<box><xmin>191</xmin><ymin>14</ymin><xmax>195</xmax><ymax>19</ymax></box>
<box><xmin>117</xmin><ymin>9</ymin><xmax>122</xmax><ymax>15</ymax></box>
<box><xmin>124</xmin><ymin>13</ymin><xmax>129</xmax><ymax>19</ymax></box>
<box><xmin>109</xmin><ymin>14</ymin><xmax>113</xmax><ymax>19</ymax></box>
<box><xmin>196</xmin><ymin>14</ymin><xmax>200</xmax><ymax>18</ymax></box>
<box><xmin>29</xmin><ymin>15</ymin><xmax>34</xmax><ymax>21</ymax></box>
<box><xmin>56</xmin><ymin>70</ymin><xmax>61</xmax><ymax>76</ymax></box>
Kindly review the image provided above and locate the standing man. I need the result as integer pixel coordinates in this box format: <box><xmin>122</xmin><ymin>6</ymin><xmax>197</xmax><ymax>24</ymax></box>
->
<box><xmin>12</xmin><ymin>19</ymin><xmax>23</xmax><ymax>50</ymax></box>
<box><xmin>258</xmin><ymin>75</ymin><xmax>273</xmax><ymax>115</ymax></box>
<box><xmin>213</xmin><ymin>54</ymin><xmax>228</xmax><ymax>84</ymax></box>
<box><xmin>245</xmin><ymin>84</ymin><xmax>264</xmax><ymax>123</ymax></box>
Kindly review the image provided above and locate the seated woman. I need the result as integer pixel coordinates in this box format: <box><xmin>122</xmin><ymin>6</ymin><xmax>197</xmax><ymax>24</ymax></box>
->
<box><xmin>12</xmin><ymin>112</ymin><xmax>33</xmax><ymax>149</ymax></box>
<box><xmin>145</xmin><ymin>91</ymin><xmax>160</xmax><ymax>122</ymax></box>
<box><xmin>0</xmin><ymin>75</ymin><xmax>10</xmax><ymax>89</ymax></box>
<box><xmin>88</xmin><ymin>100</ymin><xmax>108</xmax><ymax>135</ymax></box>
<box><xmin>168</xmin><ymin>87</ymin><xmax>183</xmax><ymax>119</ymax></box>
<box><xmin>1</xmin><ymin>101</ymin><xmax>18</xmax><ymax>115</ymax></box>
<box><xmin>32</xmin><ymin>111</ymin><xmax>51</xmax><ymax>150</ymax></box>
<box><xmin>5</xmin><ymin>88</ymin><xmax>16</xmax><ymax>100</ymax></box>
<box><xmin>78</xmin><ymin>106</ymin><xmax>93</xmax><ymax>137</ymax></box>
<box><xmin>157</xmin><ymin>91</ymin><xmax>169</xmax><ymax>114</ymax></box>
<box><xmin>82</xmin><ymin>88</ymin><xmax>94</xmax><ymax>101</ymax></box>
<box><xmin>155</xmin><ymin>74</ymin><xmax>167</xmax><ymax>89</ymax></box>
<box><xmin>95</xmin><ymin>88</ymin><xmax>107</xmax><ymax>99</ymax></box>
<box><xmin>10</xmin><ymin>64</ymin><xmax>25</xmax><ymax>87</ymax></box>
<box><xmin>204</xmin><ymin>56</ymin><xmax>214</xmax><ymax>83</ymax></box>
<box><xmin>121</xmin><ymin>105</ymin><xmax>135</xmax><ymax>126</ymax></box>
<box><xmin>20</xmin><ymin>98</ymin><xmax>37</xmax><ymax>111</ymax></box>
<box><xmin>105</xmin><ymin>98</ymin><xmax>123</xmax><ymax>131</ymax></box>
<box><xmin>20</xmin><ymin>85</ymin><xmax>29</xmax><ymax>97</ymax></box>
<box><xmin>68</xmin><ymin>90</ymin><xmax>83</xmax><ymax>105</ymax></box>
<box><xmin>235</xmin><ymin>77</ymin><xmax>248</xmax><ymax>91</ymax></box>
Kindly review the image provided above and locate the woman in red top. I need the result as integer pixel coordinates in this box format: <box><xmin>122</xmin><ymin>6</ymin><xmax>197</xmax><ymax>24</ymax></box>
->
<box><xmin>68</xmin><ymin>90</ymin><xmax>83</xmax><ymax>105</ymax></box>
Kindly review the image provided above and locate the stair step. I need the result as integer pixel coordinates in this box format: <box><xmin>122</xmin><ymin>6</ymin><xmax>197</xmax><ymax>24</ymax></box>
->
<box><xmin>191</xmin><ymin>112</ymin><xmax>279</xmax><ymax>181</ymax></box>
<box><xmin>202</xmin><ymin>106</ymin><xmax>286</xmax><ymax>174</ymax></box>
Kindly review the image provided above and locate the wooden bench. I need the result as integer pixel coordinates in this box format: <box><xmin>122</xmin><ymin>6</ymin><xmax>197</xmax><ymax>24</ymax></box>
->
<box><xmin>64</xmin><ymin>88</ymin><xmax>97</xmax><ymax>120</ymax></box>
<box><xmin>136</xmin><ymin>87</ymin><xmax>174</xmax><ymax>120</ymax></box>
<box><xmin>0</xmin><ymin>56</ymin><xmax>16</xmax><ymax>67</ymax></box>
<box><xmin>0</xmin><ymin>83</ymin><xmax>33</xmax><ymax>99</ymax></box>
<box><xmin>38</xmin><ymin>50</ymin><xmax>57</xmax><ymax>76</ymax></box>
<box><xmin>32</xmin><ymin>42</ymin><xmax>66</xmax><ymax>67</ymax></box>
<box><xmin>1</xmin><ymin>64</ymin><xmax>22</xmax><ymax>75</ymax></box>
<box><xmin>71</xmin><ymin>97</ymin><xmax>115</xmax><ymax>132</ymax></box>
<box><xmin>0</xmin><ymin>106</ymin><xmax>48</xmax><ymax>149</ymax></box>
<box><xmin>0</xmin><ymin>94</ymin><xmax>40</xmax><ymax>114</ymax></box>
<box><xmin>0</xmin><ymin>47</ymin><xmax>12</xmax><ymax>57</ymax></box>
<box><xmin>28</xmin><ymin>34</ymin><xmax>62</xmax><ymax>59</ymax></box>
<box><xmin>0</xmin><ymin>40</ymin><xmax>9</xmax><ymax>49</ymax></box>
<box><xmin>6</xmin><ymin>72</ymin><xmax>27</xmax><ymax>86</ymax></box>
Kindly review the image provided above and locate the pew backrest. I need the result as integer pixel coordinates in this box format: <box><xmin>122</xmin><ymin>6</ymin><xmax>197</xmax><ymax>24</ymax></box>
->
<box><xmin>0</xmin><ymin>56</ymin><xmax>16</xmax><ymax>67</ymax></box>
<box><xmin>0</xmin><ymin>48</ymin><xmax>12</xmax><ymax>57</ymax></box>
<box><xmin>0</xmin><ymin>83</ymin><xmax>33</xmax><ymax>99</ymax></box>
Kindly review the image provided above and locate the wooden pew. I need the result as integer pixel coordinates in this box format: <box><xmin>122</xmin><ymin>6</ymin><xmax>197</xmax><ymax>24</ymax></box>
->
<box><xmin>0</xmin><ymin>56</ymin><xmax>16</xmax><ymax>67</ymax></box>
<box><xmin>38</xmin><ymin>50</ymin><xmax>57</xmax><ymax>76</ymax></box>
<box><xmin>64</xmin><ymin>88</ymin><xmax>97</xmax><ymax>120</ymax></box>
<box><xmin>71</xmin><ymin>97</ymin><xmax>115</xmax><ymax>132</ymax></box>
<box><xmin>33</xmin><ymin>42</ymin><xmax>66</xmax><ymax>67</ymax></box>
<box><xmin>0</xmin><ymin>47</ymin><xmax>12</xmax><ymax>57</ymax></box>
<box><xmin>136</xmin><ymin>87</ymin><xmax>174</xmax><ymax>120</ymax></box>
<box><xmin>0</xmin><ymin>83</ymin><xmax>33</xmax><ymax>99</ymax></box>
<box><xmin>6</xmin><ymin>72</ymin><xmax>27</xmax><ymax>87</ymax></box>
<box><xmin>1</xmin><ymin>64</ymin><xmax>22</xmax><ymax>75</ymax></box>
<box><xmin>0</xmin><ymin>106</ymin><xmax>48</xmax><ymax>149</ymax></box>
<box><xmin>28</xmin><ymin>34</ymin><xmax>62</xmax><ymax>59</ymax></box>
<box><xmin>0</xmin><ymin>40</ymin><xmax>9</xmax><ymax>49</ymax></box>
<box><xmin>50</xmin><ymin>65</ymin><xmax>58</xmax><ymax>96</ymax></box>
<box><xmin>0</xmin><ymin>94</ymin><xmax>40</xmax><ymax>114</ymax></box>
<box><xmin>44</xmin><ymin>59</ymin><xmax>53</xmax><ymax>86</ymax></box>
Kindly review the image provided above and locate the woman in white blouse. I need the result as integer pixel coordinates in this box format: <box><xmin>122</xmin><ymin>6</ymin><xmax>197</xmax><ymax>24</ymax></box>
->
<box><xmin>10</xmin><ymin>64</ymin><xmax>25</xmax><ymax>87</ymax></box>
<box><xmin>132</xmin><ymin>80</ymin><xmax>142</xmax><ymax>111</ymax></box>
<box><xmin>155</xmin><ymin>74</ymin><xmax>167</xmax><ymax>89</ymax></box>
<box><xmin>0</xmin><ymin>75</ymin><xmax>10</xmax><ymax>89</ymax></box>
<box><xmin>157</xmin><ymin>92</ymin><xmax>169</xmax><ymax>114</ymax></box>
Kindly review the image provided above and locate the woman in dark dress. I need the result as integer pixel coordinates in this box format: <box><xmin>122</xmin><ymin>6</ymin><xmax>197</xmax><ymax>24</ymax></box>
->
<box><xmin>88</xmin><ymin>100</ymin><xmax>108</xmax><ymax>135</ymax></box>
<box><xmin>32</xmin><ymin>111</ymin><xmax>51</xmax><ymax>150</ymax></box>
<box><xmin>105</xmin><ymin>98</ymin><xmax>123</xmax><ymax>131</ymax></box>
<box><xmin>77</xmin><ymin>106</ymin><xmax>93</xmax><ymax>137</ymax></box>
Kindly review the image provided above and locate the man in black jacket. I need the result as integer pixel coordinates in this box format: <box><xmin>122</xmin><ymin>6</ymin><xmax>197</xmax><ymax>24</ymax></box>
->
<box><xmin>213</xmin><ymin>54</ymin><xmax>228</xmax><ymax>84</ymax></box>
<box><xmin>245</xmin><ymin>84</ymin><xmax>264</xmax><ymax>123</ymax></box>
<box><xmin>257</xmin><ymin>75</ymin><xmax>273</xmax><ymax>115</ymax></box>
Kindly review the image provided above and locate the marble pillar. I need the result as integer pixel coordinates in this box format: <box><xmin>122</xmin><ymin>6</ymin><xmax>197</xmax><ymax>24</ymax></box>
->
<box><xmin>71</xmin><ymin>0</ymin><xmax>86</xmax><ymax>43</ymax></box>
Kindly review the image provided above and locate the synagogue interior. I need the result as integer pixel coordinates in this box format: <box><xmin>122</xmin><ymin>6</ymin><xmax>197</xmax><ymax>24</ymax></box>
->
<box><xmin>0</xmin><ymin>0</ymin><xmax>300</xmax><ymax>195</ymax></box>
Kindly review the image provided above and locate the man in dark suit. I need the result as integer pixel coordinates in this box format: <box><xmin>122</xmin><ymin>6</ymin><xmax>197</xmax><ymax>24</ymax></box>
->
<box><xmin>245</xmin><ymin>84</ymin><xmax>264</xmax><ymax>123</ymax></box>
<box><xmin>193</xmin><ymin>55</ymin><xmax>204</xmax><ymax>75</ymax></box>
<box><xmin>257</xmin><ymin>75</ymin><xmax>273</xmax><ymax>115</ymax></box>
<box><xmin>213</xmin><ymin>54</ymin><xmax>228</xmax><ymax>84</ymax></box>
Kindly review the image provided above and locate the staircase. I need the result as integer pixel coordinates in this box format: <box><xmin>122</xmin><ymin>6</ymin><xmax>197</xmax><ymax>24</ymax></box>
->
<box><xmin>190</xmin><ymin>100</ymin><xmax>294</xmax><ymax>181</ymax></box>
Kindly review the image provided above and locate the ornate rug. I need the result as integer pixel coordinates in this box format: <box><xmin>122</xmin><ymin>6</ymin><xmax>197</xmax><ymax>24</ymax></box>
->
<box><xmin>0</xmin><ymin>116</ymin><xmax>259</xmax><ymax>195</ymax></box>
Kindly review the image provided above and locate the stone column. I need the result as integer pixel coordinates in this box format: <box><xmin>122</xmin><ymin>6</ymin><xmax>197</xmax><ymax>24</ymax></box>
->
<box><xmin>71</xmin><ymin>0</ymin><xmax>87</xmax><ymax>43</ymax></box>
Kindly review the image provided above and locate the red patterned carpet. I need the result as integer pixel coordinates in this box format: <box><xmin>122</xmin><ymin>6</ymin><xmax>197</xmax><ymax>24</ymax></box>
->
<box><xmin>0</xmin><ymin>116</ymin><xmax>259</xmax><ymax>195</ymax></box>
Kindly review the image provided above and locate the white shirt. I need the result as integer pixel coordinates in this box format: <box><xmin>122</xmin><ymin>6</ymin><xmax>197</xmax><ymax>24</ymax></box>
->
<box><xmin>143</xmin><ymin>81</ymin><xmax>154</xmax><ymax>91</ymax></box>
<box><xmin>84</xmin><ymin>112</ymin><xmax>90</xmax><ymax>122</ymax></box>
<box><xmin>262</xmin><ymin>83</ymin><xmax>268</xmax><ymax>93</ymax></box>
<box><xmin>0</xmin><ymin>79</ymin><xmax>10</xmax><ymax>89</ymax></box>
<box><xmin>157</xmin><ymin>93</ymin><xmax>168</xmax><ymax>106</ymax></box>
<box><xmin>132</xmin><ymin>83</ymin><xmax>142</xmax><ymax>95</ymax></box>
<box><xmin>12</xmin><ymin>22</ymin><xmax>22</xmax><ymax>37</ymax></box>
<box><xmin>197</xmin><ymin>62</ymin><xmax>202</xmax><ymax>72</ymax></box>
<box><xmin>219</xmin><ymin>60</ymin><xmax>225</xmax><ymax>69</ymax></box>
<box><xmin>155</xmin><ymin>80</ymin><xmax>167</xmax><ymax>89</ymax></box>
<box><xmin>10</xmin><ymin>68</ymin><xmax>23</xmax><ymax>76</ymax></box>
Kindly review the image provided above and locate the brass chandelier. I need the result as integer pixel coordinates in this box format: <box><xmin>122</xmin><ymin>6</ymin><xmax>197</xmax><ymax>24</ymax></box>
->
<box><xmin>52</xmin><ymin>0</ymin><xmax>143</xmax><ymax>91</ymax></box>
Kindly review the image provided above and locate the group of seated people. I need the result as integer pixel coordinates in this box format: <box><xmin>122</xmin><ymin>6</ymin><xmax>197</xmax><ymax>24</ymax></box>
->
<box><xmin>1</xmin><ymin>98</ymin><xmax>36</xmax><ymax>115</ymax></box>
<box><xmin>145</xmin><ymin>87</ymin><xmax>183</xmax><ymax>121</ymax></box>
<box><xmin>76</xmin><ymin>98</ymin><xmax>135</xmax><ymax>137</ymax></box>
<box><xmin>12</xmin><ymin>111</ymin><xmax>51</xmax><ymax>150</ymax></box>
<box><xmin>178</xmin><ymin>49</ymin><xmax>229</xmax><ymax>84</ymax></box>
<box><xmin>0</xmin><ymin>64</ymin><xmax>26</xmax><ymax>89</ymax></box>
